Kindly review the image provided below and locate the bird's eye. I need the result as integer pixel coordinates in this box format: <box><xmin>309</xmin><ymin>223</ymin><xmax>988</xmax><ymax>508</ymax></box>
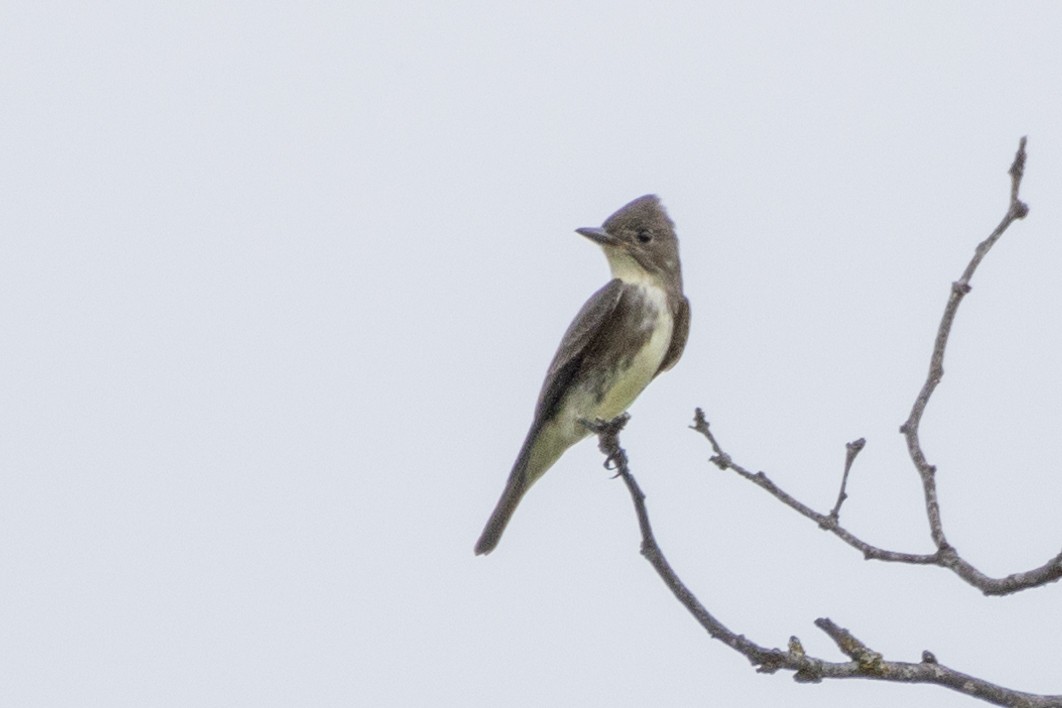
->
<box><xmin>636</xmin><ymin>229</ymin><xmax>652</xmax><ymax>244</ymax></box>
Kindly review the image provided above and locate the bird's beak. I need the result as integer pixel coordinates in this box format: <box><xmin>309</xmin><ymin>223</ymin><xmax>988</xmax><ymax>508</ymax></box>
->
<box><xmin>575</xmin><ymin>227</ymin><xmax>617</xmax><ymax>246</ymax></box>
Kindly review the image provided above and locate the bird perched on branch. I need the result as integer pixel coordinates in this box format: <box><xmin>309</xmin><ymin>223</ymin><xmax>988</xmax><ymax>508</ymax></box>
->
<box><xmin>475</xmin><ymin>194</ymin><xmax>690</xmax><ymax>555</ymax></box>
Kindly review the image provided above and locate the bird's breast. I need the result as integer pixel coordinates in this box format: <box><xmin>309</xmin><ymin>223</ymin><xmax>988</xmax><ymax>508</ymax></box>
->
<box><xmin>592</xmin><ymin>283</ymin><xmax>674</xmax><ymax>420</ymax></box>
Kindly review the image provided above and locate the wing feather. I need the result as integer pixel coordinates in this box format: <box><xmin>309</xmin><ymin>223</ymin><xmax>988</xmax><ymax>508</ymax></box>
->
<box><xmin>532</xmin><ymin>279</ymin><xmax>625</xmax><ymax>425</ymax></box>
<box><xmin>655</xmin><ymin>294</ymin><xmax>689</xmax><ymax>376</ymax></box>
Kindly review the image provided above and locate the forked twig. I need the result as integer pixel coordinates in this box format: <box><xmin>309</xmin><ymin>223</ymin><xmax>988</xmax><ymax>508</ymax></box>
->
<box><xmin>693</xmin><ymin>138</ymin><xmax>1062</xmax><ymax>596</ymax></box>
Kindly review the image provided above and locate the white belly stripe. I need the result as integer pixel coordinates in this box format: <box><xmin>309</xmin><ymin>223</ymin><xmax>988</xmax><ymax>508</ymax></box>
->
<box><xmin>595</xmin><ymin>283</ymin><xmax>672</xmax><ymax>420</ymax></box>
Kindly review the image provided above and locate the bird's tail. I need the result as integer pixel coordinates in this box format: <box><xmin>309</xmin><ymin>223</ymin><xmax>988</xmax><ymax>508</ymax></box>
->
<box><xmin>475</xmin><ymin>421</ymin><xmax>570</xmax><ymax>555</ymax></box>
<box><xmin>474</xmin><ymin>466</ymin><xmax>529</xmax><ymax>555</ymax></box>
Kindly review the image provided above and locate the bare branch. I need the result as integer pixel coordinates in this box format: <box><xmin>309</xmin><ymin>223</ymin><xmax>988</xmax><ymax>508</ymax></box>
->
<box><xmin>899</xmin><ymin>136</ymin><xmax>1032</xmax><ymax>563</ymax></box>
<box><xmin>593</xmin><ymin>419</ymin><xmax>1062</xmax><ymax>706</ymax></box>
<box><xmin>901</xmin><ymin>136</ymin><xmax>1029</xmax><ymax>548</ymax></box>
<box><xmin>692</xmin><ymin>138</ymin><xmax>1062</xmax><ymax>595</ymax></box>
<box><xmin>692</xmin><ymin>409</ymin><xmax>938</xmax><ymax>565</ymax></box>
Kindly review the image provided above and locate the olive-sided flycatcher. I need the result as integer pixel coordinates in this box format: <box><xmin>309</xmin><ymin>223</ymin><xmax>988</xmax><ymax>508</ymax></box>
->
<box><xmin>475</xmin><ymin>194</ymin><xmax>690</xmax><ymax>555</ymax></box>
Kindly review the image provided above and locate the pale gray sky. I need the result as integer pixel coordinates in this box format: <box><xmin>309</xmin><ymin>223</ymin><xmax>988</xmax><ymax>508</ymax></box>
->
<box><xmin>4</xmin><ymin>3</ymin><xmax>1062</xmax><ymax>706</ymax></box>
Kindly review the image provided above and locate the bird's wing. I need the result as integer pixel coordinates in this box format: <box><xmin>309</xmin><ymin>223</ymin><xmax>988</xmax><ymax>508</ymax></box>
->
<box><xmin>655</xmin><ymin>294</ymin><xmax>690</xmax><ymax>376</ymax></box>
<box><xmin>531</xmin><ymin>278</ymin><xmax>626</xmax><ymax>425</ymax></box>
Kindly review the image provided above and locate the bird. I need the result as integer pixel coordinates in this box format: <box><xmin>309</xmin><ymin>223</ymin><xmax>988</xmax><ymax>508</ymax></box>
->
<box><xmin>475</xmin><ymin>194</ymin><xmax>690</xmax><ymax>555</ymax></box>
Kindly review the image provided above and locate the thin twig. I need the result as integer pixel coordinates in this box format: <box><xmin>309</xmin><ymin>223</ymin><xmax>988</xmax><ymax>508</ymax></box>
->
<box><xmin>829</xmin><ymin>438</ymin><xmax>866</xmax><ymax>522</ymax></box>
<box><xmin>900</xmin><ymin>137</ymin><xmax>1028</xmax><ymax>550</ymax></box>
<box><xmin>692</xmin><ymin>409</ymin><xmax>938</xmax><ymax>565</ymax></box>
